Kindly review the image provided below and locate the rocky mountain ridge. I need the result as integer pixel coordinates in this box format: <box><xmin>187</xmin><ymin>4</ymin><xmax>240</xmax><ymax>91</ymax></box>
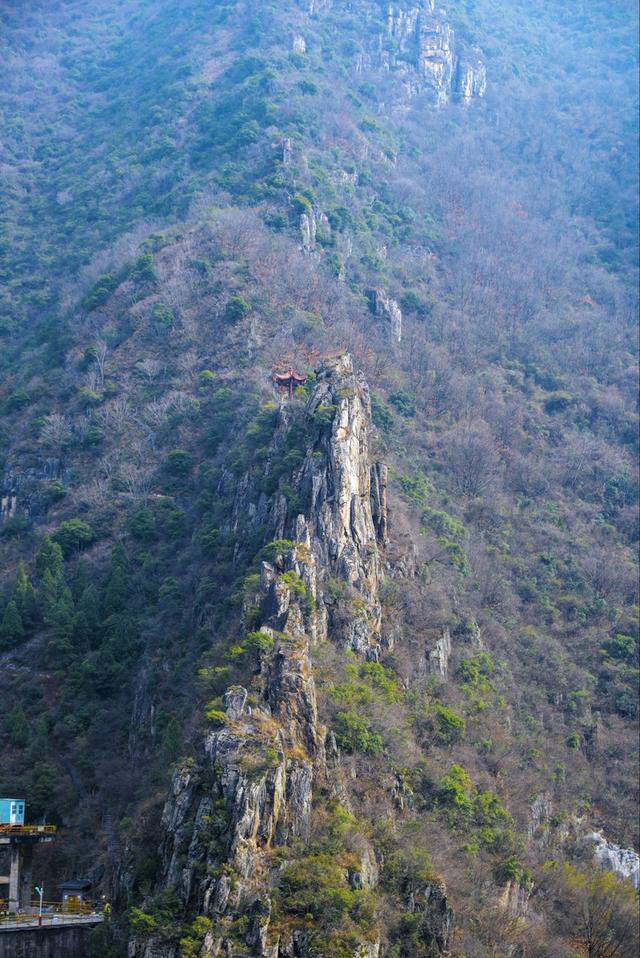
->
<box><xmin>128</xmin><ymin>355</ymin><xmax>452</xmax><ymax>957</ymax></box>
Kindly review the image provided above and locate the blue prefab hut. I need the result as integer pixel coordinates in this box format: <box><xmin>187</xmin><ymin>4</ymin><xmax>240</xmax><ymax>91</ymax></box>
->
<box><xmin>0</xmin><ymin>799</ymin><xmax>25</xmax><ymax>825</ymax></box>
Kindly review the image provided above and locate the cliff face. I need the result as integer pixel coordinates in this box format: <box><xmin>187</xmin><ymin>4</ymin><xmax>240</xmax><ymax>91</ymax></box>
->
<box><xmin>378</xmin><ymin>1</ymin><xmax>486</xmax><ymax>104</ymax></box>
<box><xmin>299</xmin><ymin>0</ymin><xmax>485</xmax><ymax>106</ymax></box>
<box><xmin>299</xmin><ymin>354</ymin><xmax>386</xmax><ymax>656</ymax></box>
<box><xmin>391</xmin><ymin>1</ymin><xmax>486</xmax><ymax>104</ymax></box>
<box><xmin>128</xmin><ymin>355</ymin><xmax>450</xmax><ymax>958</ymax></box>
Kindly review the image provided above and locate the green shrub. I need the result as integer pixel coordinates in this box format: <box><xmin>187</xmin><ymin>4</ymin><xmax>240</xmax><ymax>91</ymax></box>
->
<box><xmin>360</xmin><ymin>661</ymin><xmax>402</xmax><ymax>703</ymax></box>
<box><xmin>278</xmin><ymin>853</ymin><xmax>371</xmax><ymax>927</ymax></box>
<box><xmin>398</xmin><ymin>473</ymin><xmax>432</xmax><ymax>507</ymax></box>
<box><xmin>312</xmin><ymin>403</ymin><xmax>336</xmax><ymax>427</ymax></box>
<box><xmin>389</xmin><ymin>391</ymin><xmax>416</xmax><ymax>417</ymax></box>
<box><xmin>4</xmin><ymin>389</ymin><xmax>31</xmax><ymax>413</ymax></box>
<box><xmin>77</xmin><ymin>387</ymin><xmax>104</xmax><ymax>405</ymax></box>
<box><xmin>438</xmin><ymin>764</ymin><xmax>474</xmax><ymax>814</ymax></box>
<box><xmin>150</xmin><ymin>303</ymin><xmax>174</xmax><ymax>328</ymax></box>
<box><xmin>52</xmin><ymin>519</ymin><xmax>96</xmax><ymax>557</ymax></box>
<box><xmin>494</xmin><ymin>856</ymin><xmax>531</xmax><ymax>888</ymax></box>
<box><xmin>334</xmin><ymin>711</ymin><xmax>383</xmax><ymax>755</ymax></box>
<box><xmin>81</xmin><ymin>273</ymin><xmax>118</xmax><ymax>311</ymax></box>
<box><xmin>128</xmin><ymin>508</ymin><xmax>156</xmax><ymax>541</ymax></box>
<box><xmin>179</xmin><ymin>916</ymin><xmax>212</xmax><ymax>958</ymax></box>
<box><xmin>601</xmin><ymin>634</ymin><xmax>637</xmax><ymax>662</ymax></box>
<box><xmin>127</xmin><ymin>907</ymin><xmax>157</xmax><ymax>935</ymax></box>
<box><xmin>280</xmin><ymin>570</ymin><xmax>308</xmax><ymax>598</ymax></box>
<box><xmin>325</xmin><ymin>578</ymin><xmax>349</xmax><ymax>603</ymax></box>
<box><xmin>224</xmin><ymin>296</ymin><xmax>251</xmax><ymax>323</ymax></box>
<box><xmin>456</xmin><ymin>653</ymin><xmax>495</xmax><ymax>690</ymax></box>
<box><xmin>245</xmin><ymin>630</ymin><xmax>275</xmax><ymax>654</ymax></box>
<box><xmin>259</xmin><ymin>539</ymin><xmax>294</xmax><ymax>561</ymax></box>
<box><xmin>83</xmin><ymin>426</ymin><xmax>105</xmax><ymax>448</ymax></box>
<box><xmin>165</xmin><ymin>449</ymin><xmax>193</xmax><ymax>479</ymax></box>
<box><xmin>292</xmin><ymin>192</ymin><xmax>313</xmax><ymax>216</ymax></box>
<box><xmin>434</xmin><ymin>704</ymin><xmax>466</xmax><ymax>743</ymax></box>
<box><xmin>422</xmin><ymin>508</ymin><xmax>467</xmax><ymax>541</ymax></box>
<box><xmin>474</xmin><ymin>790</ymin><xmax>511</xmax><ymax>826</ymax></box>
<box><xmin>205</xmin><ymin>704</ymin><xmax>228</xmax><ymax>725</ymax></box>
<box><xmin>155</xmin><ymin>498</ymin><xmax>186</xmax><ymax>538</ymax></box>
<box><xmin>542</xmin><ymin>390</ymin><xmax>575</xmax><ymax>413</ymax></box>
<box><xmin>129</xmin><ymin>253</ymin><xmax>156</xmax><ymax>283</ymax></box>
<box><xmin>0</xmin><ymin>600</ymin><xmax>24</xmax><ymax>648</ymax></box>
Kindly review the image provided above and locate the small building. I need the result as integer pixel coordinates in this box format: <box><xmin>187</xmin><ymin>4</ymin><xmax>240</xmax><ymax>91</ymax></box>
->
<box><xmin>59</xmin><ymin>879</ymin><xmax>92</xmax><ymax>912</ymax></box>
<box><xmin>273</xmin><ymin>366</ymin><xmax>307</xmax><ymax>399</ymax></box>
<box><xmin>0</xmin><ymin>799</ymin><xmax>25</xmax><ymax>825</ymax></box>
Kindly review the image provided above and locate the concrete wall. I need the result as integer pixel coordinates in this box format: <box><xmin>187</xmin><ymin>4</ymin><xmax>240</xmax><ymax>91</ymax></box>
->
<box><xmin>0</xmin><ymin>925</ymin><xmax>93</xmax><ymax>958</ymax></box>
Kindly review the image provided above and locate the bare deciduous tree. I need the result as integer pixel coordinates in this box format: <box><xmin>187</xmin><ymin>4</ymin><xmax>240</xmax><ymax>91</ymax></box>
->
<box><xmin>441</xmin><ymin>421</ymin><xmax>504</xmax><ymax>498</ymax></box>
<box><xmin>39</xmin><ymin>413</ymin><xmax>72</xmax><ymax>451</ymax></box>
<box><xmin>119</xmin><ymin>462</ymin><xmax>155</xmax><ymax>503</ymax></box>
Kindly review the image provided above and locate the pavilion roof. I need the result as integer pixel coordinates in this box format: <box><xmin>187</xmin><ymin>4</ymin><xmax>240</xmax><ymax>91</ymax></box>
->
<box><xmin>274</xmin><ymin>369</ymin><xmax>307</xmax><ymax>383</ymax></box>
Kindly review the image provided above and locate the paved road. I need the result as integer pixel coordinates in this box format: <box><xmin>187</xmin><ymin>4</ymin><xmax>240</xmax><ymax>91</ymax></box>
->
<box><xmin>0</xmin><ymin>914</ymin><xmax>104</xmax><ymax>931</ymax></box>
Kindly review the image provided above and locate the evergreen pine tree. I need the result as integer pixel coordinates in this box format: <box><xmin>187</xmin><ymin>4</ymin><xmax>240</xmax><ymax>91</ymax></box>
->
<box><xmin>70</xmin><ymin>559</ymin><xmax>90</xmax><ymax>602</ymax></box>
<box><xmin>4</xmin><ymin>706</ymin><xmax>30</xmax><ymax>748</ymax></box>
<box><xmin>103</xmin><ymin>542</ymin><xmax>132</xmax><ymax>616</ymax></box>
<box><xmin>73</xmin><ymin>584</ymin><xmax>101</xmax><ymax>650</ymax></box>
<box><xmin>45</xmin><ymin>584</ymin><xmax>76</xmax><ymax>666</ymax></box>
<box><xmin>14</xmin><ymin>560</ymin><xmax>38</xmax><ymax>629</ymax></box>
<box><xmin>0</xmin><ymin>599</ymin><xmax>24</xmax><ymax>648</ymax></box>
<box><xmin>36</xmin><ymin>534</ymin><xmax>64</xmax><ymax>580</ymax></box>
<box><xmin>40</xmin><ymin>568</ymin><xmax>64</xmax><ymax>623</ymax></box>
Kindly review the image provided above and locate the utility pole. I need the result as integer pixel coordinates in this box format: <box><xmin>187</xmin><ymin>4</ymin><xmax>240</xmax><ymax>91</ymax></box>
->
<box><xmin>35</xmin><ymin>884</ymin><xmax>44</xmax><ymax>926</ymax></box>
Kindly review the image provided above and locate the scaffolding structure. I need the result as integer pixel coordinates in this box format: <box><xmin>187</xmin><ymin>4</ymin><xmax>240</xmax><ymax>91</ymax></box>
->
<box><xmin>0</xmin><ymin>827</ymin><xmax>56</xmax><ymax>914</ymax></box>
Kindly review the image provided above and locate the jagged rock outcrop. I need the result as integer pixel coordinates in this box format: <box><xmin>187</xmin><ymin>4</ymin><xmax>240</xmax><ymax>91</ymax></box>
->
<box><xmin>305</xmin><ymin>0</ymin><xmax>331</xmax><ymax>14</ymax></box>
<box><xmin>139</xmin><ymin>558</ymin><xmax>327</xmax><ymax>956</ymax></box>
<box><xmin>301</xmin><ymin>354</ymin><xmax>386</xmax><ymax>655</ymax></box>
<box><xmin>406</xmin><ymin>880</ymin><xmax>454</xmax><ymax>957</ymax></box>
<box><xmin>527</xmin><ymin>792</ymin><xmax>553</xmax><ymax>840</ymax></box>
<box><xmin>298</xmin><ymin>3</ymin><xmax>485</xmax><ymax>106</ymax></box>
<box><xmin>130</xmin><ymin>355</ymin><xmax>399</xmax><ymax>958</ymax></box>
<box><xmin>292</xmin><ymin>34</ymin><xmax>306</xmax><ymax>54</ymax></box>
<box><xmin>371</xmin><ymin>288</ymin><xmax>402</xmax><ymax>343</ymax></box>
<box><xmin>223</xmin><ymin>354</ymin><xmax>387</xmax><ymax>659</ymax></box>
<box><xmin>370</xmin><ymin>461</ymin><xmax>389</xmax><ymax>544</ymax></box>
<box><xmin>1</xmin><ymin>458</ymin><xmax>70</xmax><ymax>521</ymax></box>
<box><xmin>414</xmin><ymin>6</ymin><xmax>455</xmax><ymax>106</ymax></box>
<box><xmin>299</xmin><ymin>205</ymin><xmax>330</xmax><ymax>253</ymax></box>
<box><xmin>379</xmin><ymin>2</ymin><xmax>486</xmax><ymax>106</ymax></box>
<box><xmin>427</xmin><ymin>627</ymin><xmax>452</xmax><ymax>677</ymax></box>
<box><xmin>498</xmin><ymin>879</ymin><xmax>532</xmax><ymax>918</ymax></box>
<box><xmin>0</xmin><ymin>494</ymin><xmax>17</xmax><ymax>522</ymax></box>
<box><xmin>585</xmin><ymin>831</ymin><xmax>640</xmax><ymax>888</ymax></box>
<box><xmin>299</xmin><ymin>209</ymin><xmax>316</xmax><ymax>253</ymax></box>
<box><xmin>282</xmin><ymin>137</ymin><xmax>293</xmax><ymax>165</ymax></box>
<box><xmin>455</xmin><ymin>50</ymin><xmax>487</xmax><ymax>102</ymax></box>
<box><xmin>391</xmin><ymin>770</ymin><xmax>414</xmax><ymax>811</ymax></box>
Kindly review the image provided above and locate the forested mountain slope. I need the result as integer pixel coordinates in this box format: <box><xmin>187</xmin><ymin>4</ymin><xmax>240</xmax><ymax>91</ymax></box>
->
<box><xmin>0</xmin><ymin>2</ymin><xmax>638</xmax><ymax>956</ymax></box>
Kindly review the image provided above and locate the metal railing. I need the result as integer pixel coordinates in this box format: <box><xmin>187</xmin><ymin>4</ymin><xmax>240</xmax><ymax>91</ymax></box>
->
<box><xmin>0</xmin><ymin>901</ymin><xmax>102</xmax><ymax>926</ymax></box>
<box><xmin>0</xmin><ymin>825</ymin><xmax>57</xmax><ymax>836</ymax></box>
